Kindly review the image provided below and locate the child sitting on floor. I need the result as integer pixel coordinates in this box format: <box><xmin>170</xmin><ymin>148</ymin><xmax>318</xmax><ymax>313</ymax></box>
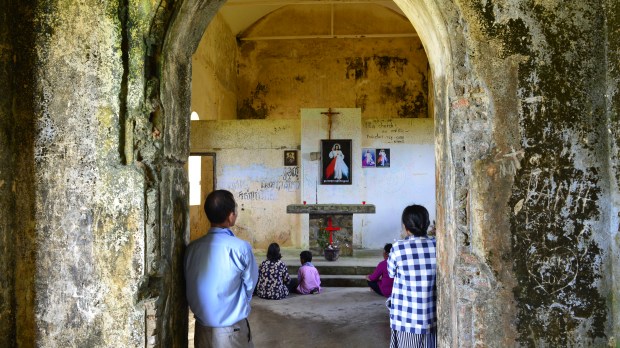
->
<box><xmin>255</xmin><ymin>243</ymin><xmax>293</xmax><ymax>300</ymax></box>
<box><xmin>365</xmin><ymin>243</ymin><xmax>394</xmax><ymax>297</ymax></box>
<box><xmin>296</xmin><ymin>250</ymin><xmax>321</xmax><ymax>294</ymax></box>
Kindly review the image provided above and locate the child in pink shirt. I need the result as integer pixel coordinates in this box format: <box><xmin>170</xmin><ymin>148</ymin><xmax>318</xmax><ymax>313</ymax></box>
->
<box><xmin>296</xmin><ymin>250</ymin><xmax>321</xmax><ymax>294</ymax></box>
<box><xmin>366</xmin><ymin>243</ymin><xmax>394</xmax><ymax>297</ymax></box>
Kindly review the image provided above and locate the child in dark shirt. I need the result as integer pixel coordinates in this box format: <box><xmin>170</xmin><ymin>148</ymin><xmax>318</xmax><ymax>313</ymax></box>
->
<box><xmin>255</xmin><ymin>243</ymin><xmax>293</xmax><ymax>299</ymax></box>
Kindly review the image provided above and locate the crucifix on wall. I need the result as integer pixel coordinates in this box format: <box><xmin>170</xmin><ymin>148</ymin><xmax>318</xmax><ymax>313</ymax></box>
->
<box><xmin>321</xmin><ymin>108</ymin><xmax>340</xmax><ymax>139</ymax></box>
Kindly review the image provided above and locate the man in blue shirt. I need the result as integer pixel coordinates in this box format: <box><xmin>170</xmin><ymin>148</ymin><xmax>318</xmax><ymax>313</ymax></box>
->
<box><xmin>185</xmin><ymin>190</ymin><xmax>259</xmax><ymax>347</ymax></box>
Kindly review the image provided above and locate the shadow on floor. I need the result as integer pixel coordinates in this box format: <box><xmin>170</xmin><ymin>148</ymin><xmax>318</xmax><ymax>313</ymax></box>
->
<box><xmin>189</xmin><ymin>287</ymin><xmax>391</xmax><ymax>347</ymax></box>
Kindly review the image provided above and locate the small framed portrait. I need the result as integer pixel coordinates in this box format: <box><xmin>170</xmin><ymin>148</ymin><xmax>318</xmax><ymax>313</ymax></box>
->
<box><xmin>284</xmin><ymin>150</ymin><xmax>298</xmax><ymax>166</ymax></box>
<box><xmin>362</xmin><ymin>148</ymin><xmax>376</xmax><ymax>168</ymax></box>
<box><xmin>376</xmin><ymin>148</ymin><xmax>390</xmax><ymax>168</ymax></box>
<box><xmin>321</xmin><ymin>139</ymin><xmax>352</xmax><ymax>185</ymax></box>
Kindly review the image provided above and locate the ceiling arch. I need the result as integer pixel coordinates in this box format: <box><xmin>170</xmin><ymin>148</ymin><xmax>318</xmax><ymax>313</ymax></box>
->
<box><xmin>218</xmin><ymin>0</ymin><xmax>413</xmax><ymax>38</ymax></box>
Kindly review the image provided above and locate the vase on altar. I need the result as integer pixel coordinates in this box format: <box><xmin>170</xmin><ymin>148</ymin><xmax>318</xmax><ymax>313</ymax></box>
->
<box><xmin>323</xmin><ymin>245</ymin><xmax>340</xmax><ymax>261</ymax></box>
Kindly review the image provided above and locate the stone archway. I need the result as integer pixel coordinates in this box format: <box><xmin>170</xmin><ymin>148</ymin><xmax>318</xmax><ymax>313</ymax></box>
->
<box><xmin>160</xmin><ymin>0</ymin><xmax>620</xmax><ymax>344</ymax></box>
<box><xmin>3</xmin><ymin>0</ymin><xmax>615</xmax><ymax>347</ymax></box>
<box><xmin>158</xmin><ymin>0</ymin><xmax>486</xmax><ymax>346</ymax></box>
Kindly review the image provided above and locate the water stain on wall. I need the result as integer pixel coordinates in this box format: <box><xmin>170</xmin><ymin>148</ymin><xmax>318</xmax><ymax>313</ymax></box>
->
<box><xmin>373</xmin><ymin>56</ymin><xmax>408</xmax><ymax>76</ymax></box>
<box><xmin>345</xmin><ymin>57</ymin><xmax>369</xmax><ymax>80</ymax></box>
<box><xmin>355</xmin><ymin>94</ymin><xmax>368</xmax><ymax>111</ymax></box>
<box><xmin>238</xmin><ymin>82</ymin><xmax>272</xmax><ymax>119</ymax></box>
<box><xmin>380</xmin><ymin>81</ymin><xmax>427</xmax><ymax>118</ymax></box>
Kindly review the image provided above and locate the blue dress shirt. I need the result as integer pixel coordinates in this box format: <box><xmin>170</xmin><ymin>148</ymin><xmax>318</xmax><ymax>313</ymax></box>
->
<box><xmin>184</xmin><ymin>227</ymin><xmax>258</xmax><ymax>327</ymax></box>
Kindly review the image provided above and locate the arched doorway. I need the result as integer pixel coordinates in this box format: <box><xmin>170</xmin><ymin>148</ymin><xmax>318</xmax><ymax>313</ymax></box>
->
<box><xmin>159</xmin><ymin>0</ymin><xmax>480</xmax><ymax>346</ymax></box>
<box><xmin>189</xmin><ymin>2</ymin><xmax>435</xmax><ymax>251</ymax></box>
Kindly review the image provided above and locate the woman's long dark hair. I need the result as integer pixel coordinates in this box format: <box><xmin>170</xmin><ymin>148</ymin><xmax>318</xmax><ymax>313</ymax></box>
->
<box><xmin>267</xmin><ymin>242</ymin><xmax>282</xmax><ymax>261</ymax></box>
<box><xmin>401</xmin><ymin>205</ymin><xmax>430</xmax><ymax>237</ymax></box>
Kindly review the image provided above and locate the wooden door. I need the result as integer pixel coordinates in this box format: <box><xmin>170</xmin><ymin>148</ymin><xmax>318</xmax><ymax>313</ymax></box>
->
<box><xmin>188</xmin><ymin>154</ymin><xmax>215</xmax><ymax>241</ymax></box>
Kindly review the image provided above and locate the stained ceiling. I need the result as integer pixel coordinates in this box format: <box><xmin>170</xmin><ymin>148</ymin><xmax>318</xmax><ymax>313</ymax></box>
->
<box><xmin>218</xmin><ymin>0</ymin><xmax>414</xmax><ymax>39</ymax></box>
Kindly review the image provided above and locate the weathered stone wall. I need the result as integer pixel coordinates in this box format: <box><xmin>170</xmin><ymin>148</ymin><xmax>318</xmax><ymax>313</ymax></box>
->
<box><xmin>11</xmin><ymin>0</ymin><xmax>162</xmax><ymax>346</ymax></box>
<box><xmin>236</xmin><ymin>5</ymin><xmax>429</xmax><ymax>120</ymax></box>
<box><xmin>606</xmin><ymin>0</ymin><xmax>620</xmax><ymax>341</ymax></box>
<box><xmin>4</xmin><ymin>2</ymin><xmax>38</xmax><ymax>346</ymax></box>
<box><xmin>501</xmin><ymin>2</ymin><xmax>610</xmax><ymax>345</ymax></box>
<box><xmin>191</xmin><ymin>13</ymin><xmax>238</xmax><ymax>120</ymax></box>
<box><xmin>420</xmin><ymin>0</ymin><xmax>616</xmax><ymax>345</ymax></box>
<box><xmin>1</xmin><ymin>0</ymin><xmax>240</xmax><ymax>346</ymax></box>
<box><xmin>0</xmin><ymin>0</ymin><xmax>16</xmax><ymax>346</ymax></box>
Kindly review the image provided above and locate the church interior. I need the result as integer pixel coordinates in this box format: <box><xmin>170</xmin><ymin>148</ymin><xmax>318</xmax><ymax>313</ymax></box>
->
<box><xmin>1</xmin><ymin>0</ymin><xmax>619</xmax><ymax>347</ymax></box>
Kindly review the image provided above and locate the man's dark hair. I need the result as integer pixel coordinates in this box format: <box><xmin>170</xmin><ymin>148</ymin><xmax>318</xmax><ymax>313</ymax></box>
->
<box><xmin>267</xmin><ymin>243</ymin><xmax>281</xmax><ymax>261</ymax></box>
<box><xmin>384</xmin><ymin>243</ymin><xmax>393</xmax><ymax>254</ymax></box>
<box><xmin>401</xmin><ymin>204</ymin><xmax>430</xmax><ymax>237</ymax></box>
<box><xmin>300</xmin><ymin>250</ymin><xmax>313</xmax><ymax>263</ymax></box>
<box><xmin>204</xmin><ymin>190</ymin><xmax>236</xmax><ymax>224</ymax></box>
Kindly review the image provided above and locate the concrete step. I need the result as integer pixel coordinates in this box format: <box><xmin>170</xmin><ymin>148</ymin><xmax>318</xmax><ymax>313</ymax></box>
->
<box><xmin>255</xmin><ymin>248</ymin><xmax>383</xmax><ymax>288</ymax></box>
<box><xmin>290</xmin><ymin>274</ymin><xmax>368</xmax><ymax>287</ymax></box>
<box><xmin>285</xmin><ymin>257</ymin><xmax>377</xmax><ymax>287</ymax></box>
<box><xmin>256</xmin><ymin>247</ymin><xmax>383</xmax><ymax>262</ymax></box>
<box><xmin>287</xmin><ymin>264</ymin><xmax>375</xmax><ymax>276</ymax></box>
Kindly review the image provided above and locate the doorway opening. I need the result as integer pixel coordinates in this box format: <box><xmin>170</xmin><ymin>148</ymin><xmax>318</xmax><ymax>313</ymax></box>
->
<box><xmin>188</xmin><ymin>0</ymin><xmax>436</xmax><ymax>250</ymax></box>
<box><xmin>163</xmin><ymin>0</ymin><xmax>454</xmax><ymax>345</ymax></box>
<box><xmin>188</xmin><ymin>153</ymin><xmax>216</xmax><ymax>242</ymax></box>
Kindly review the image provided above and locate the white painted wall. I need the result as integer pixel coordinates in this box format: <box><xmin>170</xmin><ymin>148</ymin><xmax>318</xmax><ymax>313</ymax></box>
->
<box><xmin>190</xmin><ymin>116</ymin><xmax>435</xmax><ymax>250</ymax></box>
<box><xmin>361</xmin><ymin>118</ymin><xmax>435</xmax><ymax>247</ymax></box>
<box><xmin>300</xmin><ymin>108</ymin><xmax>364</xmax><ymax>248</ymax></box>
<box><xmin>190</xmin><ymin>119</ymin><xmax>302</xmax><ymax>248</ymax></box>
<box><xmin>299</xmin><ymin>112</ymin><xmax>435</xmax><ymax>248</ymax></box>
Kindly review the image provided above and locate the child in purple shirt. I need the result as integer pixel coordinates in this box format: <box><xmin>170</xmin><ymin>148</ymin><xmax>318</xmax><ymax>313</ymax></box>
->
<box><xmin>366</xmin><ymin>243</ymin><xmax>394</xmax><ymax>297</ymax></box>
<box><xmin>296</xmin><ymin>250</ymin><xmax>321</xmax><ymax>294</ymax></box>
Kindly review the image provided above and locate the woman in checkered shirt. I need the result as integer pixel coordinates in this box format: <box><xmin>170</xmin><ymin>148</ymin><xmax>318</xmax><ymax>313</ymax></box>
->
<box><xmin>387</xmin><ymin>205</ymin><xmax>437</xmax><ymax>348</ymax></box>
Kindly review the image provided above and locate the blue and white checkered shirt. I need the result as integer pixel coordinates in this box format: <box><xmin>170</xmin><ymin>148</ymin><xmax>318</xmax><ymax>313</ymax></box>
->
<box><xmin>387</xmin><ymin>235</ymin><xmax>437</xmax><ymax>334</ymax></box>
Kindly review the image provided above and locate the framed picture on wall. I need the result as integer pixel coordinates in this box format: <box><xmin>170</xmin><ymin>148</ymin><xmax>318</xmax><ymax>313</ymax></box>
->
<box><xmin>376</xmin><ymin>148</ymin><xmax>390</xmax><ymax>168</ymax></box>
<box><xmin>321</xmin><ymin>139</ymin><xmax>352</xmax><ymax>185</ymax></box>
<box><xmin>284</xmin><ymin>150</ymin><xmax>298</xmax><ymax>166</ymax></box>
<box><xmin>362</xmin><ymin>148</ymin><xmax>376</xmax><ymax>167</ymax></box>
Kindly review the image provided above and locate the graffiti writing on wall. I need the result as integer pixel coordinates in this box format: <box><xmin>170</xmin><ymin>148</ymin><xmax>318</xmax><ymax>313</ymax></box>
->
<box><xmin>223</xmin><ymin>166</ymin><xmax>300</xmax><ymax>201</ymax></box>
<box><xmin>511</xmin><ymin>163</ymin><xmax>606</xmax><ymax>345</ymax></box>
<box><xmin>364</xmin><ymin>119</ymin><xmax>410</xmax><ymax>143</ymax></box>
<box><xmin>513</xmin><ymin>169</ymin><xmax>596</xmax><ymax>216</ymax></box>
<box><xmin>493</xmin><ymin>147</ymin><xmax>525</xmax><ymax>176</ymax></box>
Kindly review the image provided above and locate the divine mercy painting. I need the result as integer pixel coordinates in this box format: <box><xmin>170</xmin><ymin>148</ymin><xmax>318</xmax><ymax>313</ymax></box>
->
<box><xmin>362</xmin><ymin>148</ymin><xmax>376</xmax><ymax>167</ymax></box>
<box><xmin>376</xmin><ymin>148</ymin><xmax>390</xmax><ymax>167</ymax></box>
<box><xmin>321</xmin><ymin>139</ymin><xmax>352</xmax><ymax>185</ymax></box>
